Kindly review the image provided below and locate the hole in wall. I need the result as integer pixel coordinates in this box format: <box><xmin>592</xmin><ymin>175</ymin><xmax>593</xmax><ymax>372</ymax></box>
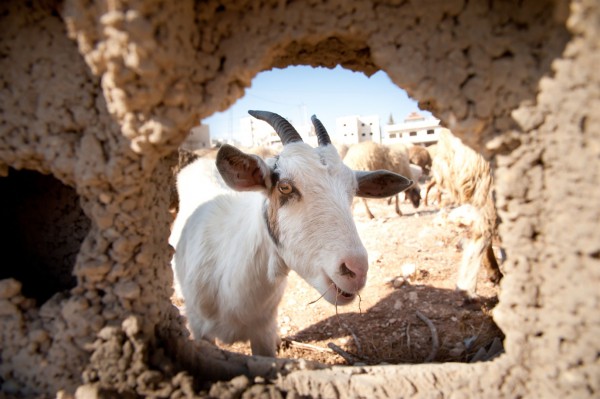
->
<box><xmin>171</xmin><ymin>65</ymin><xmax>504</xmax><ymax>366</ymax></box>
<box><xmin>0</xmin><ymin>168</ymin><xmax>91</xmax><ymax>304</ymax></box>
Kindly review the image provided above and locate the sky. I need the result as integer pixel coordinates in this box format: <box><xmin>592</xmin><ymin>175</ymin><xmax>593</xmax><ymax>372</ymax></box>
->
<box><xmin>202</xmin><ymin>65</ymin><xmax>432</xmax><ymax>141</ymax></box>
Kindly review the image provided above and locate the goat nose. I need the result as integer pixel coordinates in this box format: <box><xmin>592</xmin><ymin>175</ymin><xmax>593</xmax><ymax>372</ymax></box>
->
<box><xmin>339</xmin><ymin>253</ymin><xmax>369</xmax><ymax>283</ymax></box>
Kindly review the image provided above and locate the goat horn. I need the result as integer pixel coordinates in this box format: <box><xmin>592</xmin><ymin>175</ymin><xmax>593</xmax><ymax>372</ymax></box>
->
<box><xmin>311</xmin><ymin>114</ymin><xmax>331</xmax><ymax>146</ymax></box>
<box><xmin>248</xmin><ymin>110</ymin><xmax>303</xmax><ymax>145</ymax></box>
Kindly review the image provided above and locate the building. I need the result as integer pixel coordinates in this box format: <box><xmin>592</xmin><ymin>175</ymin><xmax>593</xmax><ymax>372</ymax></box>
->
<box><xmin>239</xmin><ymin>116</ymin><xmax>277</xmax><ymax>147</ymax></box>
<box><xmin>381</xmin><ymin>112</ymin><xmax>441</xmax><ymax>146</ymax></box>
<box><xmin>182</xmin><ymin>124</ymin><xmax>211</xmax><ymax>150</ymax></box>
<box><xmin>335</xmin><ymin>115</ymin><xmax>381</xmax><ymax>145</ymax></box>
<box><xmin>239</xmin><ymin>115</ymin><xmax>315</xmax><ymax>148</ymax></box>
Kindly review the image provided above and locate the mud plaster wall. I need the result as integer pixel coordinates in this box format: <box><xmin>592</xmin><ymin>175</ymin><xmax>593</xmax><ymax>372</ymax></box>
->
<box><xmin>0</xmin><ymin>0</ymin><xmax>598</xmax><ymax>397</ymax></box>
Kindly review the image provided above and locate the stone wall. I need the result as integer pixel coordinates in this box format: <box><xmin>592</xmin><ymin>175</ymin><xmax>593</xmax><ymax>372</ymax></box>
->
<box><xmin>0</xmin><ymin>0</ymin><xmax>598</xmax><ymax>397</ymax></box>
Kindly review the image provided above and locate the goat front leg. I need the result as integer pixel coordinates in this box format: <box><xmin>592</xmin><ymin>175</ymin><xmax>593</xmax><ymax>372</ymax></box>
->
<box><xmin>249</xmin><ymin>322</ymin><xmax>279</xmax><ymax>357</ymax></box>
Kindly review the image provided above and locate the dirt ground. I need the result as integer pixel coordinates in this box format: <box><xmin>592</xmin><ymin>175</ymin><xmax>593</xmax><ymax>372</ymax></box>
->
<box><xmin>172</xmin><ymin>187</ymin><xmax>504</xmax><ymax>367</ymax></box>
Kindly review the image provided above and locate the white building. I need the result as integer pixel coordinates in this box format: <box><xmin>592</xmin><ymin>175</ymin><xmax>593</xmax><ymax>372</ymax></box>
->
<box><xmin>335</xmin><ymin>115</ymin><xmax>381</xmax><ymax>145</ymax></box>
<box><xmin>239</xmin><ymin>116</ymin><xmax>316</xmax><ymax>148</ymax></box>
<box><xmin>182</xmin><ymin>124</ymin><xmax>211</xmax><ymax>150</ymax></box>
<box><xmin>239</xmin><ymin>116</ymin><xmax>277</xmax><ymax>148</ymax></box>
<box><xmin>381</xmin><ymin>112</ymin><xmax>441</xmax><ymax>146</ymax></box>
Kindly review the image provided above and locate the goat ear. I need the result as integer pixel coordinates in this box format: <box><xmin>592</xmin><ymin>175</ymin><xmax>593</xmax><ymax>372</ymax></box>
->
<box><xmin>355</xmin><ymin>170</ymin><xmax>413</xmax><ymax>198</ymax></box>
<box><xmin>216</xmin><ymin>144</ymin><xmax>271</xmax><ymax>191</ymax></box>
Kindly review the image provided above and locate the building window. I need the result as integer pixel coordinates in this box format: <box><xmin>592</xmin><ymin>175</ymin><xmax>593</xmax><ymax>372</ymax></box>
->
<box><xmin>361</xmin><ymin>123</ymin><xmax>365</xmax><ymax>127</ymax></box>
<box><xmin>427</xmin><ymin>129</ymin><xmax>434</xmax><ymax>135</ymax></box>
<box><xmin>369</xmin><ymin>132</ymin><xmax>373</xmax><ymax>135</ymax></box>
<box><xmin>390</xmin><ymin>133</ymin><xmax>396</xmax><ymax>138</ymax></box>
<box><xmin>410</xmin><ymin>131</ymin><xmax>417</xmax><ymax>136</ymax></box>
<box><xmin>362</xmin><ymin>133</ymin><xmax>366</xmax><ymax>136</ymax></box>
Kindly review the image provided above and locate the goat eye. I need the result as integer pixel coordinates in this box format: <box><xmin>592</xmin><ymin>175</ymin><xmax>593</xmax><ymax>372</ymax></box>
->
<box><xmin>278</xmin><ymin>182</ymin><xmax>293</xmax><ymax>195</ymax></box>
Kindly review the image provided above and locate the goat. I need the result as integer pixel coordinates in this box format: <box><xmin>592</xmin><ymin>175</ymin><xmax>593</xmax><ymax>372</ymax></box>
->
<box><xmin>425</xmin><ymin>128</ymin><xmax>502</xmax><ymax>298</ymax></box>
<box><xmin>172</xmin><ymin>111</ymin><xmax>412</xmax><ymax>356</ymax></box>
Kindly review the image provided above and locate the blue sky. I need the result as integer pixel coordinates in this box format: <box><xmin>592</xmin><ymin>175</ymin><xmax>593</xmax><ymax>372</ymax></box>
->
<box><xmin>203</xmin><ymin>65</ymin><xmax>432</xmax><ymax>140</ymax></box>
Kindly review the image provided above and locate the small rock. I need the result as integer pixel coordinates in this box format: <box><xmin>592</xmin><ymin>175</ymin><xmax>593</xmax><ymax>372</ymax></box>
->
<box><xmin>114</xmin><ymin>281</ymin><xmax>141</xmax><ymax>300</ymax></box>
<box><xmin>392</xmin><ymin>277</ymin><xmax>405</xmax><ymax>288</ymax></box>
<box><xmin>229</xmin><ymin>375</ymin><xmax>250</xmax><ymax>391</ymax></box>
<box><xmin>122</xmin><ymin>316</ymin><xmax>141</xmax><ymax>337</ymax></box>
<box><xmin>0</xmin><ymin>279</ymin><xmax>22</xmax><ymax>299</ymax></box>
<box><xmin>393</xmin><ymin>300</ymin><xmax>403</xmax><ymax>310</ymax></box>
<box><xmin>99</xmin><ymin>193</ymin><xmax>112</xmax><ymax>204</ymax></box>
<box><xmin>97</xmin><ymin>326</ymin><xmax>119</xmax><ymax>340</ymax></box>
<box><xmin>401</xmin><ymin>263</ymin><xmax>417</xmax><ymax>278</ymax></box>
<box><xmin>408</xmin><ymin>291</ymin><xmax>418</xmax><ymax>302</ymax></box>
<box><xmin>449</xmin><ymin>342</ymin><xmax>465</xmax><ymax>357</ymax></box>
<box><xmin>0</xmin><ymin>299</ymin><xmax>19</xmax><ymax>317</ymax></box>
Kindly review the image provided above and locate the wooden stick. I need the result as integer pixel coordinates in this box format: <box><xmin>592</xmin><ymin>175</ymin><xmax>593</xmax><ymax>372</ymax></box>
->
<box><xmin>284</xmin><ymin>339</ymin><xmax>332</xmax><ymax>353</ymax></box>
<box><xmin>416</xmin><ymin>310</ymin><xmax>439</xmax><ymax>363</ymax></box>
<box><xmin>343</xmin><ymin>323</ymin><xmax>363</xmax><ymax>356</ymax></box>
<box><xmin>327</xmin><ymin>342</ymin><xmax>359</xmax><ymax>364</ymax></box>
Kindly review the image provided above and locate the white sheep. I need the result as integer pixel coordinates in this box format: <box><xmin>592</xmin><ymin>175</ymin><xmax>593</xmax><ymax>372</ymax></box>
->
<box><xmin>171</xmin><ymin>111</ymin><xmax>412</xmax><ymax>357</ymax></box>
<box><xmin>425</xmin><ymin>128</ymin><xmax>502</xmax><ymax>298</ymax></box>
<box><xmin>343</xmin><ymin>141</ymin><xmax>421</xmax><ymax>218</ymax></box>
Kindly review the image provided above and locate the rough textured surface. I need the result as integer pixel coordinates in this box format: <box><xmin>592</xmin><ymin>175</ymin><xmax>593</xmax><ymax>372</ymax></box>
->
<box><xmin>0</xmin><ymin>0</ymin><xmax>598</xmax><ymax>397</ymax></box>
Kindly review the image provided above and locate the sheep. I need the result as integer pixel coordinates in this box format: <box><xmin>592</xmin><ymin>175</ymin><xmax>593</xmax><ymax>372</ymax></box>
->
<box><xmin>387</xmin><ymin>143</ymin><xmax>422</xmax><ymax>213</ymax></box>
<box><xmin>343</xmin><ymin>141</ymin><xmax>389</xmax><ymax>219</ymax></box>
<box><xmin>343</xmin><ymin>141</ymin><xmax>420</xmax><ymax>218</ymax></box>
<box><xmin>171</xmin><ymin>111</ymin><xmax>413</xmax><ymax>357</ymax></box>
<box><xmin>333</xmin><ymin>142</ymin><xmax>349</xmax><ymax>160</ymax></box>
<box><xmin>407</xmin><ymin>145</ymin><xmax>432</xmax><ymax>175</ymax></box>
<box><xmin>425</xmin><ymin>128</ymin><xmax>502</xmax><ymax>298</ymax></box>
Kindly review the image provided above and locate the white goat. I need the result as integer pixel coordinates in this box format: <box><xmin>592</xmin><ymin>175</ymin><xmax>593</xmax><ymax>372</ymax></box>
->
<box><xmin>172</xmin><ymin>111</ymin><xmax>412</xmax><ymax>357</ymax></box>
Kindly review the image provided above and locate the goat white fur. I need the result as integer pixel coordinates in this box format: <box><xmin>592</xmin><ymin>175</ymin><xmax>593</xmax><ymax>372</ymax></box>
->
<box><xmin>172</xmin><ymin>111</ymin><xmax>412</xmax><ymax>357</ymax></box>
<box><xmin>425</xmin><ymin>128</ymin><xmax>502</xmax><ymax>297</ymax></box>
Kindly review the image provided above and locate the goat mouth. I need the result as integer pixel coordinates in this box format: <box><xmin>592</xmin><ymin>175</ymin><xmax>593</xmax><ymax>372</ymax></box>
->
<box><xmin>324</xmin><ymin>277</ymin><xmax>357</xmax><ymax>302</ymax></box>
<box><xmin>335</xmin><ymin>285</ymin><xmax>355</xmax><ymax>299</ymax></box>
